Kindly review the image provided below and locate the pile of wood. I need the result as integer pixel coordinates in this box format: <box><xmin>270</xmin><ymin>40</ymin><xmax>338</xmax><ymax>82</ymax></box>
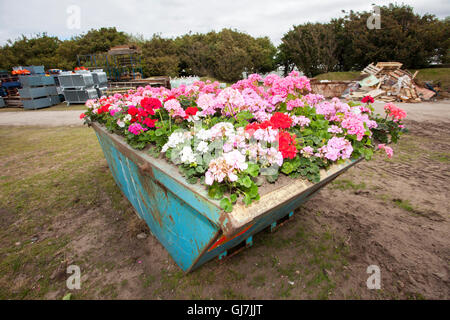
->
<box><xmin>344</xmin><ymin>62</ymin><xmax>436</xmax><ymax>102</ymax></box>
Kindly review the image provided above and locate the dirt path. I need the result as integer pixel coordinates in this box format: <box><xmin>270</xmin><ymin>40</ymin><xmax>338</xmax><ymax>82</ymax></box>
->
<box><xmin>372</xmin><ymin>100</ymin><xmax>450</xmax><ymax>122</ymax></box>
<box><xmin>0</xmin><ymin>110</ymin><xmax>83</xmax><ymax>126</ymax></box>
<box><xmin>0</xmin><ymin>100</ymin><xmax>449</xmax><ymax>126</ymax></box>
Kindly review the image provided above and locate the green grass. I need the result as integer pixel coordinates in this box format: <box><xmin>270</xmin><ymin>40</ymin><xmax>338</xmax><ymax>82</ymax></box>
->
<box><xmin>331</xmin><ymin>179</ymin><xmax>366</xmax><ymax>191</ymax></box>
<box><xmin>314</xmin><ymin>72</ymin><xmax>361</xmax><ymax>81</ymax></box>
<box><xmin>409</xmin><ymin>68</ymin><xmax>450</xmax><ymax>92</ymax></box>
<box><xmin>0</xmin><ymin>126</ymin><xmax>126</xmax><ymax>299</ymax></box>
<box><xmin>393</xmin><ymin>199</ymin><xmax>414</xmax><ymax>212</ymax></box>
<box><xmin>249</xmin><ymin>274</ymin><xmax>266</xmax><ymax>288</ymax></box>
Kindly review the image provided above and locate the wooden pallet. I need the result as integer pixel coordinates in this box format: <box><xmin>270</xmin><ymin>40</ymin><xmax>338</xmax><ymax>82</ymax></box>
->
<box><xmin>362</xmin><ymin>63</ymin><xmax>382</xmax><ymax>75</ymax></box>
<box><xmin>4</xmin><ymin>96</ymin><xmax>23</xmax><ymax>108</ymax></box>
<box><xmin>376</xmin><ymin>62</ymin><xmax>403</xmax><ymax>70</ymax></box>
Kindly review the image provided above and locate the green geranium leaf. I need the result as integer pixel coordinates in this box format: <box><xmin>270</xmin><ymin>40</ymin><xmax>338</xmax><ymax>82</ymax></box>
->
<box><xmin>220</xmin><ymin>198</ymin><xmax>233</xmax><ymax>213</ymax></box>
<box><xmin>236</xmin><ymin>111</ymin><xmax>254</xmax><ymax>122</ymax></box>
<box><xmin>243</xmin><ymin>194</ymin><xmax>252</xmax><ymax>206</ymax></box>
<box><xmin>208</xmin><ymin>183</ymin><xmax>224</xmax><ymax>200</ymax></box>
<box><xmin>281</xmin><ymin>162</ymin><xmax>294</xmax><ymax>175</ymax></box>
<box><xmin>245</xmin><ymin>163</ymin><xmax>260</xmax><ymax>177</ymax></box>
<box><xmin>249</xmin><ymin>183</ymin><xmax>259</xmax><ymax>199</ymax></box>
<box><xmin>155</xmin><ymin>128</ymin><xmax>164</xmax><ymax>137</ymax></box>
<box><xmin>187</xmin><ymin>177</ymin><xmax>198</xmax><ymax>184</ymax></box>
<box><xmin>238</xmin><ymin>176</ymin><xmax>252</xmax><ymax>189</ymax></box>
<box><xmin>266</xmin><ymin>173</ymin><xmax>279</xmax><ymax>183</ymax></box>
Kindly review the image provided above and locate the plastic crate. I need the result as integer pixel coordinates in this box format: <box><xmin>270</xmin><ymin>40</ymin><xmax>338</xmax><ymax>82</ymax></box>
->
<box><xmin>46</xmin><ymin>86</ymin><xmax>58</xmax><ymax>96</ymax></box>
<box><xmin>23</xmin><ymin>66</ymin><xmax>45</xmax><ymax>74</ymax></box>
<box><xmin>49</xmin><ymin>95</ymin><xmax>61</xmax><ymax>105</ymax></box>
<box><xmin>58</xmin><ymin>73</ymin><xmax>94</xmax><ymax>88</ymax></box>
<box><xmin>18</xmin><ymin>87</ymin><xmax>49</xmax><ymax>99</ymax></box>
<box><xmin>22</xmin><ymin>97</ymin><xmax>52</xmax><ymax>109</ymax></box>
<box><xmin>91</xmin><ymin>72</ymin><xmax>108</xmax><ymax>86</ymax></box>
<box><xmin>19</xmin><ymin>75</ymin><xmax>55</xmax><ymax>87</ymax></box>
<box><xmin>63</xmin><ymin>88</ymin><xmax>98</xmax><ymax>104</ymax></box>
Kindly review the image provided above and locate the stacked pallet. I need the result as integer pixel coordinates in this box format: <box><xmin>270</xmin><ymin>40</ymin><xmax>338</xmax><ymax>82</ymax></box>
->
<box><xmin>19</xmin><ymin>73</ymin><xmax>61</xmax><ymax>110</ymax></box>
<box><xmin>345</xmin><ymin>62</ymin><xmax>436</xmax><ymax>102</ymax></box>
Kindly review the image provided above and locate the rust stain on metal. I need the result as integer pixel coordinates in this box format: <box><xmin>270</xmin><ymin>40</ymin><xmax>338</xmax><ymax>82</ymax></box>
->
<box><xmin>136</xmin><ymin>170</ymin><xmax>163</xmax><ymax>227</ymax></box>
<box><xmin>138</xmin><ymin>161</ymin><xmax>169</xmax><ymax>200</ymax></box>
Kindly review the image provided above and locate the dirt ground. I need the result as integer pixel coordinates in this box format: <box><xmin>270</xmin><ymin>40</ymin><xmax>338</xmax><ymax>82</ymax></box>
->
<box><xmin>0</xmin><ymin>101</ymin><xmax>448</xmax><ymax>300</ymax></box>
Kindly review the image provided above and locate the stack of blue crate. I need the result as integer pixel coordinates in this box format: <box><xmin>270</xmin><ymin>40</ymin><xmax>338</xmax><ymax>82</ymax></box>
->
<box><xmin>17</xmin><ymin>66</ymin><xmax>61</xmax><ymax>109</ymax></box>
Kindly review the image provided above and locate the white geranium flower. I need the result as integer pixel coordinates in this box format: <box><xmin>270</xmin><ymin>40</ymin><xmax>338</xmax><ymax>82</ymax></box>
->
<box><xmin>195</xmin><ymin>129</ymin><xmax>211</xmax><ymax>141</ymax></box>
<box><xmin>196</xmin><ymin>141</ymin><xmax>209</xmax><ymax>154</ymax></box>
<box><xmin>162</xmin><ymin>131</ymin><xmax>192</xmax><ymax>153</ymax></box>
<box><xmin>180</xmin><ymin>146</ymin><xmax>196</xmax><ymax>164</ymax></box>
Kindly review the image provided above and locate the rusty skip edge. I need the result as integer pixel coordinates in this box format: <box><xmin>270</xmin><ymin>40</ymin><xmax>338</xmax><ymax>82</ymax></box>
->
<box><xmin>91</xmin><ymin>123</ymin><xmax>363</xmax><ymax>237</ymax></box>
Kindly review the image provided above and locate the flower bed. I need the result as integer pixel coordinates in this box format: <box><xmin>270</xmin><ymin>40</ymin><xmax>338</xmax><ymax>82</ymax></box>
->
<box><xmin>81</xmin><ymin>72</ymin><xmax>406</xmax><ymax>212</ymax></box>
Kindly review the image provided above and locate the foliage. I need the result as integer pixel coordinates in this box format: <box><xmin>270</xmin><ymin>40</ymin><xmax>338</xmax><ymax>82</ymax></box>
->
<box><xmin>278</xmin><ymin>4</ymin><xmax>449</xmax><ymax>77</ymax></box>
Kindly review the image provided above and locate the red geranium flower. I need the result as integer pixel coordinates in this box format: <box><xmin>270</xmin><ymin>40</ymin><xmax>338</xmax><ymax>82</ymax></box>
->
<box><xmin>97</xmin><ymin>104</ymin><xmax>110</xmax><ymax>115</ymax></box>
<box><xmin>127</xmin><ymin>107</ymin><xmax>139</xmax><ymax>116</ymax></box>
<box><xmin>270</xmin><ymin>112</ymin><xmax>293</xmax><ymax>129</ymax></box>
<box><xmin>79</xmin><ymin>113</ymin><xmax>86</xmax><ymax>119</ymax></box>
<box><xmin>143</xmin><ymin>118</ymin><xmax>158</xmax><ymax>128</ymax></box>
<box><xmin>361</xmin><ymin>96</ymin><xmax>374</xmax><ymax>104</ymax></box>
<box><xmin>164</xmin><ymin>95</ymin><xmax>176</xmax><ymax>102</ymax></box>
<box><xmin>185</xmin><ymin>107</ymin><xmax>199</xmax><ymax>116</ymax></box>
<box><xmin>278</xmin><ymin>131</ymin><xmax>297</xmax><ymax>159</ymax></box>
<box><xmin>245</xmin><ymin>122</ymin><xmax>260</xmax><ymax>136</ymax></box>
<box><xmin>141</xmin><ymin>97</ymin><xmax>162</xmax><ymax>111</ymax></box>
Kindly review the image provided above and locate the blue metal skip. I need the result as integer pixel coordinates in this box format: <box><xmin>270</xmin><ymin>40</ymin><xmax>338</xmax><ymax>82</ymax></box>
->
<box><xmin>92</xmin><ymin>123</ymin><xmax>362</xmax><ymax>272</ymax></box>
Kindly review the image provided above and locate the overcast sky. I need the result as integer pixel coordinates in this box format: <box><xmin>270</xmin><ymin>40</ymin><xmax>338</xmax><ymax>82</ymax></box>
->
<box><xmin>0</xmin><ymin>0</ymin><xmax>448</xmax><ymax>46</ymax></box>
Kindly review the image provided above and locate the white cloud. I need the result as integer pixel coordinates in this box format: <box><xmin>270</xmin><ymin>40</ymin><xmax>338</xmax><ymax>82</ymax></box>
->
<box><xmin>0</xmin><ymin>0</ymin><xmax>448</xmax><ymax>46</ymax></box>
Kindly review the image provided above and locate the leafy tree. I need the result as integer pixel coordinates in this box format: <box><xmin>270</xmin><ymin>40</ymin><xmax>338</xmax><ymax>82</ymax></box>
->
<box><xmin>278</xmin><ymin>4</ymin><xmax>449</xmax><ymax>75</ymax></box>
<box><xmin>141</xmin><ymin>34</ymin><xmax>179</xmax><ymax>77</ymax></box>
<box><xmin>279</xmin><ymin>23</ymin><xmax>339</xmax><ymax>77</ymax></box>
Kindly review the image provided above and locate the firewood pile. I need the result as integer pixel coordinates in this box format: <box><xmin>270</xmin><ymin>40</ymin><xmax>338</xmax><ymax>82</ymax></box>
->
<box><xmin>343</xmin><ymin>62</ymin><xmax>436</xmax><ymax>102</ymax></box>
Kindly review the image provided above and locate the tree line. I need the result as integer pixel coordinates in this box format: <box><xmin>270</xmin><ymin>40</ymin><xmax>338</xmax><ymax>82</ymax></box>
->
<box><xmin>0</xmin><ymin>4</ymin><xmax>448</xmax><ymax>81</ymax></box>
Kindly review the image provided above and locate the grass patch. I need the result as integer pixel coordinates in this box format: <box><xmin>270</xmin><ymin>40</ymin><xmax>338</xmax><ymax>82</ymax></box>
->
<box><xmin>249</xmin><ymin>274</ymin><xmax>266</xmax><ymax>288</ymax></box>
<box><xmin>314</xmin><ymin>72</ymin><xmax>361</xmax><ymax>81</ymax></box>
<box><xmin>430</xmin><ymin>152</ymin><xmax>450</xmax><ymax>163</ymax></box>
<box><xmin>331</xmin><ymin>179</ymin><xmax>366</xmax><ymax>191</ymax></box>
<box><xmin>409</xmin><ymin>67</ymin><xmax>450</xmax><ymax>92</ymax></box>
<box><xmin>221</xmin><ymin>287</ymin><xmax>245</xmax><ymax>299</ymax></box>
<box><xmin>393</xmin><ymin>199</ymin><xmax>414</xmax><ymax>212</ymax></box>
<box><xmin>0</xmin><ymin>126</ymin><xmax>128</xmax><ymax>299</ymax></box>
